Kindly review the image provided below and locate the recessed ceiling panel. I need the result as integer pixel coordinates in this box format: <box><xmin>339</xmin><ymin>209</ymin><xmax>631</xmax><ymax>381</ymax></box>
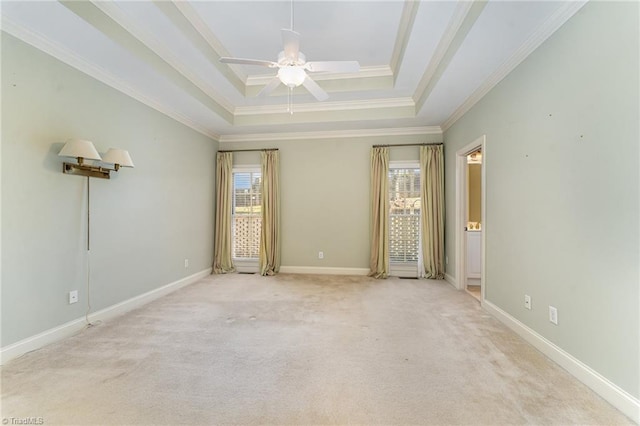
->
<box><xmin>191</xmin><ymin>1</ymin><xmax>402</xmax><ymax>75</ymax></box>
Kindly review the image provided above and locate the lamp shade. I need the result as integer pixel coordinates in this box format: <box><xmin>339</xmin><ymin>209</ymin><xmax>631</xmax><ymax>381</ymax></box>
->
<box><xmin>102</xmin><ymin>148</ymin><xmax>134</xmax><ymax>168</ymax></box>
<box><xmin>278</xmin><ymin>66</ymin><xmax>306</xmax><ymax>88</ymax></box>
<box><xmin>58</xmin><ymin>139</ymin><xmax>102</xmax><ymax>161</ymax></box>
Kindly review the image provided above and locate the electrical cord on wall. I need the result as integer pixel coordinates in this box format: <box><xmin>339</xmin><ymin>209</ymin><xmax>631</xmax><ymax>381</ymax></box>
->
<box><xmin>85</xmin><ymin>176</ymin><xmax>101</xmax><ymax>328</ymax></box>
<box><xmin>85</xmin><ymin>249</ymin><xmax>92</xmax><ymax>326</ymax></box>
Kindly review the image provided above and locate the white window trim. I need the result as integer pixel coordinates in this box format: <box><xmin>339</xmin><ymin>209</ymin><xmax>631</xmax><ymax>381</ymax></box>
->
<box><xmin>232</xmin><ymin>165</ymin><xmax>261</xmax><ymax>273</ymax></box>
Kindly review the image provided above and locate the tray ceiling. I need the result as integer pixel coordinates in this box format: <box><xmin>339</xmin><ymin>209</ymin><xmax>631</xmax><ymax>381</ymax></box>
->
<box><xmin>1</xmin><ymin>1</ymin><xmax>586</xmax><ymax>141</ymax></box>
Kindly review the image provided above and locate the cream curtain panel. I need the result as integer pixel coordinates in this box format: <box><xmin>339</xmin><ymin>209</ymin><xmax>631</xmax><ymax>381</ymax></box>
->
<box><xmin>420</xmin><ymin>145</ymin><xmax>445</xmax><ymax>279</ymax></box>
<box><xmin>259</xmin><ymin>150</ymin><xmax>281</xmax><ymax>276</ymax></box>
<box><xmin>369</xmin><ymin>147</ymin><xmax>389</xmax><ymax>278</ymax></box>
<box><xmin>212</xmin><ymin>152</ymin><xmax>235</xmax><ymax>274</ymax></box>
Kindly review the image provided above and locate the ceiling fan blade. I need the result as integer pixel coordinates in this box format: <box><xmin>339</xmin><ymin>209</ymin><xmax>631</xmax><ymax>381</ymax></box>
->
<box><xmin>305</xmin><ymin>61</ymin><xmax>360</xmax><ymax>74</ymax></box>
<box><xmin>281</xmin><ymin>29</ymin><xmax>300</xmax><ymax>62</ymax></box>
<box><xmin>220</xmin><ymin>57</ymin><xmax>277</xmax><ymax>68</ymax></box>
<box><xmin>257</xmin><ymin>77</ymin><xmax>282</xmax><ymax>97</ymax></box>
<box><xmin>302</xmin><ymin>75</ymin><xmax>329</xmax><ymax>102</ymax></box>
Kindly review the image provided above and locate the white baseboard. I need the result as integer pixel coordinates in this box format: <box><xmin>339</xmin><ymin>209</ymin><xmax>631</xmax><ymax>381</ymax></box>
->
<box><xmin>0</xmin><ymin>268</ymin><xmax>212</xmax><ymax>365</ymax></box>
<box><xmin>280</xmin><ymin>266</ymin><xmax>369</xmax><ymax>276</ymax></box>
<box><xmin>482</xmin><ymin>300</ymin><xmax>639</xmax><ymax>423</ymax></box>
<box><xmin>444</xmin><ymin>273</ymin><xmax>457</xmax><ymax>288</ymax></box>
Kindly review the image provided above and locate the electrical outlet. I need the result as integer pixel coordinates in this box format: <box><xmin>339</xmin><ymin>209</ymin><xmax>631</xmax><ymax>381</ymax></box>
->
<box><xmin>69</xmin><ymin>290</ymin><xmax>78</xmax><ymax>304</ymax></box>
<box><xmin>549</xmin><ymin>306</ymin><xmax>558</xmax><ymax>325</ymax></box>
<box><xmin>184</xmin><ymin>259</ymin><xmax>189</xmax><ymax>268</ymax></box>
<box><xmin>524</xmin><ymin>295</ymin><xmax>531</xmax><ymax>310</ymax></box>
<box><xmin>318</xmin><ymin>251</ymin><xmax>324</xmax><ymax>259</ymax></box>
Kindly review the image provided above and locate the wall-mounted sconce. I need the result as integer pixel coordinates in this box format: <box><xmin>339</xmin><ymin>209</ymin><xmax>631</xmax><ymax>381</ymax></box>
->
<box><xmin>58</xmin><ymin>139</ymin><xmax>134</xmax><ymax>179</ymax></box>
<box><xmin>57</xmin><ymin>138</ymin><xmax>135</xmax><ymax>326</ymax></box>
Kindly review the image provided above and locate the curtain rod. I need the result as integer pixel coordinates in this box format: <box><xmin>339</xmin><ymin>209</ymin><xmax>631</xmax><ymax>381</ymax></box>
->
<box><xmin>371</xmin><ymin>143</ymin><xmax>443</xmax><ymax>148</ymax></box>
<box><xmin>218</xmin><ymin>148</ymin><xmax>279</xmax><ymax>153</ymax></box>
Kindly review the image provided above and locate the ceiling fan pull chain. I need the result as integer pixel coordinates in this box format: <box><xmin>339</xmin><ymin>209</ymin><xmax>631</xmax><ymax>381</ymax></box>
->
<box><xmin>290</xmin><ymin>0</ymin><xmax>294</xmax><ymax>31</ymax></box>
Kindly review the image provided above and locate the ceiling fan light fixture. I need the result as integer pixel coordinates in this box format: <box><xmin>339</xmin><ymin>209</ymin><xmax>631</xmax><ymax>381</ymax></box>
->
<box><xmin>278</xmin><ymin>66</ymin><xmax>306</xmax><ymax>88</ymax></box>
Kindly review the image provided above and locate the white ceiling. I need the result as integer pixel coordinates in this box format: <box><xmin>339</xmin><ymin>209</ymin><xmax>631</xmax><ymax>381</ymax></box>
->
<box><xmin>1</xmin><ymin>0</ymin><xmax>586</xmax><ymax>141</ymax></box>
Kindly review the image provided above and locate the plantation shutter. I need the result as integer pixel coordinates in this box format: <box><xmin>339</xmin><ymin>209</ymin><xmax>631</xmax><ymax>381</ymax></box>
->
<box><xmin>232</xmin><ymin>170</ymin><xmax>262</xmax><ymax>261</ymax></box>
<box><xmin>389</xmin><ymin>166</ymin><xmax>421</xmax><ymax>276</ymax></box>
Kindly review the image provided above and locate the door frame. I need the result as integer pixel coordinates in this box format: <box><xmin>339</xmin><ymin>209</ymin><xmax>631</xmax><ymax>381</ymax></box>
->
<box><xmin>455</xmin><ymin>135</ymin><xmax>486</xmax><ymax>301</ymax></box>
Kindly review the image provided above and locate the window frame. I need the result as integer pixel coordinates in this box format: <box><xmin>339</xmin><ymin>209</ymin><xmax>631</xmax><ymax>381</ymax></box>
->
<box><xmin>232</xmin><ymin>165</ymin><xmax>262</xmax><ymax>273</ymax></box>
<box><xmin>388</xmin><ymin>161</ymin><xmax>422</xmax><ymax>278</ymax></box>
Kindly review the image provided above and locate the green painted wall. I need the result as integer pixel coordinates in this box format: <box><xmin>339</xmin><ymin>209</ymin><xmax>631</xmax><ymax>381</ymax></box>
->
<box><xmin>444</xmin><ymin>2</ymin><xmax>639</xmax><ymax>398</ymax></box>
<box><xmin>1</xmin><ymin>34</ymin><xmax>218</xmax><ymax>347</ymax></box>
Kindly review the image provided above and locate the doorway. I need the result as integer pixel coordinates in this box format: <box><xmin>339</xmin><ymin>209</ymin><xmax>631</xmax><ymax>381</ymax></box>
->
<box><xmin>455</xmin><ymin>136</ymin><xmax>486</xmax><ymax>302</ymax></box>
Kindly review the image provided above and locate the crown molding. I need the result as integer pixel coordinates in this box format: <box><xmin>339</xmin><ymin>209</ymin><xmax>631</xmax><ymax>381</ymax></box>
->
<box><xmin>412</xmin><ymin>0</ymin><xmax>475</xmax><ymax>109</ymax></box>
<box><xmin>441</xmin><ymin>0</ymin><xmax>588</xmax><ymax>132</ymax></box>
<box><xmin>169</xmin><ymin>1</ymin><xmax>248</xmax><ymax>88</ymax></box>
<box><xmin>90</xmin><ymin>1</ymin><xmax>234</xmax><ymax>116</ymax></box>
<box><xmin>244</xmin><ymin>69</ymin><xmax>394</xmax><ymax>98</ymax></box>
<box><xmin>234</xmin><ymin>97</ymin><xmax>414</xmax><ymax>116</ymax></box>
<box><xmin>171</xmin><ymin>1</ymin><xmax>236</xmax><ymax>66</ymax></box>
<box><xmin>219</xmin><ymin>126</ymin><xmax>442</xmax><ymax>143</ymax></box>
<box><xmin>1</xmin><ymin>16</ymin><xmax>220</xmax><ymax>141</ymax></box>
<box><xmin>390</xmin><ymin>0</ymin><xmax>421</xmax><ymax>84</ymax></box>
<box><xmin>245</xmin><ymin>65</ymin><xmax>393</xmax><ymax>86</ymax></box>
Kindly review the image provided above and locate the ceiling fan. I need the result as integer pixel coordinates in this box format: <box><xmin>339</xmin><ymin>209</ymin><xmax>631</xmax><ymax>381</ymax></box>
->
<box><xmin>220</xmin><ymin>28</ymin><xmax>360</xmax><ymax>103</ymax></box>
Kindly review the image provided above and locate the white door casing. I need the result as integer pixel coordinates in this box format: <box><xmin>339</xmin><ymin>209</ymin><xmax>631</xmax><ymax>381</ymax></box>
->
<box><xmin>455</xmin><ymin>136</ymin><xmax>486</xmax><ymax>299</ymax></box>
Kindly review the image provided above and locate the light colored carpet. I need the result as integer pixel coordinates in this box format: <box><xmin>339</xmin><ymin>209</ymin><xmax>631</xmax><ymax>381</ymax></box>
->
<box><xmin>1</xmin><ymin>273</ymin><xmax>631</xmax><ymax>425</ymax></box>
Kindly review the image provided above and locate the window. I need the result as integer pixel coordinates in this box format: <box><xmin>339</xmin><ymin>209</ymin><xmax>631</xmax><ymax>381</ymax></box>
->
<box><xmin>389</xmin><ymin>164</ymin><xmax>421</xmax><ymax>277</ymax></box>
<box><xmin>232</xmin><ymin>168</ymin><xmax>261</xmax><ymax>269</ymax></box>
